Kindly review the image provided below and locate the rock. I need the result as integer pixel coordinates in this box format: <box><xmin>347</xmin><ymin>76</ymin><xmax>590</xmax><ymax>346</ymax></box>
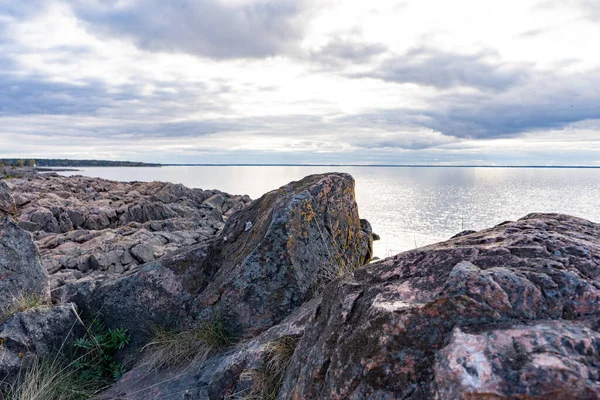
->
<box><xmin>14</xmin><ymin>171</ymin><xmax>600</xmax><ymax>399</ymax></box>
<box><xmin>0</xmin><ymin>166</ymin><xmax>36</xmax><ymax>180</ymax></box>
<box><xmin>49</xmin><ymin>269</ymin><xmax>83</xmax><ymax>291</ymax></box>
<box><xmin>359</xmin><ymin>218</ymin><xmax>374</xmax><ymax>264</ymax></box>
<box><xmin>98</xmin><ymin>299</ymin><xmax>319</xmax><ymax>400</ymax></box>
<box><xmin>79</xmin><ymin>173</ymin><xmax>371</xmax><ymax>357</ymax></box>
<box><xmin>190</xmin><ymin>173</ymin><xmax>372</xmax><ymax>338</ymax></box>
<box><xmin>119</xmin><ymin>201</ymin><xmax>178</xmax><ymax>225</ymax></box>
<box><xmin>434</xmin><ymin>321</ymin><xmax>600</xmax><ymax>399</ymax></box>
<box><xmin>8</xmin><ymin>175</ymin><xmax>252</xmax><ymax>277</ymax></box>
<box><xmin>279</xmin><ymin>213</ymin><xmax>600</xmax><ymax>399</ymax></box>
<box><xmin>450</xmin><ymin>229</ymin><xmax>476</xmax><ymax>239</ymax></box>
<box><xmin>0</xmin><ymin>304</ymin><xmax>79</xmax><ymax>388</ymax></box>
<box><xmin>200</xmin><ymin>193</ymin><xmax>226</xmax><ymax>211</ymax></box>
<box><xmin>131</xmin><ymin>243</ymin><xmax>155</xmax><ymax>264</ymax></box>
<box><xmin>81</xmin><ymin>242</ymin><xmax>213</xmax><ymax>354</ymax></box>
<box><xmin>19</xmin><ymin>206</ymin><xmax>59</xmax><ymax>233</ymax></box>
<box><xmin>0</xmin><ymin>181</ymin><xmax>16</xmax><ymax>217</ymax></box>
<box><xmin>51</xmin><ymin>274</ymin><xmax>102</xmax><ymax>309</ymax></box>
<box><xmin>0</xmin><ymin>219</ymin><xmax>49</xmax><ymax>312</ymax></box>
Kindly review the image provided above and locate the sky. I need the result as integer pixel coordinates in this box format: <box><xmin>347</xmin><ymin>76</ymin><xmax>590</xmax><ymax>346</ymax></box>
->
<box><xmin>0</xmin><ymin>0</ymin><xmax>599</xmax><ymax>165</ymax></box>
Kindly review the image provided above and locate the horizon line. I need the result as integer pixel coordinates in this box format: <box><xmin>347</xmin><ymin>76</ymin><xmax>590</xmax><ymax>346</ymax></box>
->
<box><xmin>158</xmin><ymin>164</ymin><xmax>600</xmax><ymax>169</ymax></box>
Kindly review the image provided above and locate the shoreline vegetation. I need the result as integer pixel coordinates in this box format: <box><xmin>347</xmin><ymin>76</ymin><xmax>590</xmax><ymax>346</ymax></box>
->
<box><xmin>0</xmin><ymin>159</ymin><xmax>161</xmax><ymax>168</ymax></box>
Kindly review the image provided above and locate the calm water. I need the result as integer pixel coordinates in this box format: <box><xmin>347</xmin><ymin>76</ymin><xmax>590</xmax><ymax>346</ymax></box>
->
<box><xmin>58</xmin><ymin>166</ymin><xmax>600</xmax><ymax>258</ymax></box>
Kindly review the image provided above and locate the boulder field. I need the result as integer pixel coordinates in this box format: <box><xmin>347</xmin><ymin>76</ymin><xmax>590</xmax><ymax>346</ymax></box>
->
<box><xmin>2</xmin><ymin>172</ymin><xmax>600</xmax><ymax>399</ymax></box>
<box><xmin>6</xmin><ymin>174</ymin><xmax>251</xmax><ymax>283</ymax></box>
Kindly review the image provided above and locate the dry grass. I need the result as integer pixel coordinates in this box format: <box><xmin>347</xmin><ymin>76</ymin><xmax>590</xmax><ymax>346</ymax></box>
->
<box><xmin>141</xmin><ymin>320</ymin><xmax>233</xmax><ymax>370</ymax></box>
<box><xmin>5</xmin><ymin>356</ymin><xmax>93</xmax><ymax>400</ymax></box>
<box><xmin>3</xmin><ymin>306</ymin><xmax>130</xmax><ymax>400</ymax></box>
<box><xmin>307</xmin><ymin>207</ymin><xmax>358</xmax><ymax>293</ymax></box>
<box><xmin>1</xmin><ymin>292</ymin><xmax>50</xmax><ymax>323</ymax></box>
<box><xmin>238</xmin><ymin>336</ymin><xmax>298</xmax><ymax>400</ymax></box>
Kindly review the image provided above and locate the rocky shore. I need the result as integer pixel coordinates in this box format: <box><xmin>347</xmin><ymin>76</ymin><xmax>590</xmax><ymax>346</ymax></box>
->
<box><xmin>6</xmin><ymin>174</ymin><xmax>251</xmax><ymax>289</ymax></box>
<box><xmin>1</xmin><ymin>171</ymin><xmax>600</xmax><ymax>399</ymax></box>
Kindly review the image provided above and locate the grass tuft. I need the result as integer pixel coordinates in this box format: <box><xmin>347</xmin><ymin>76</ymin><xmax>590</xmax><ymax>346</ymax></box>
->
<box><xmin>6</xmin><ymin>356</ymin><xmax>93</xmax><ymax>400</ymax></box>
<box><xmin>2</xmin><ymin>308</ymin><xmax>130</xmax><ymax>400</ymax></box>
<box><xmin>142</xmin><ymin>319</ymin><xmax>233</xmax><ymax>370</ymax></box>
<box><xmin>239</xmin><ymin>336</ymin><xmax>298</xmax><ymax>400</ymax></box>
<box><xmin>1</xmin><ymin>292</ymin><xmax>50</xmax><ymax>323</ymax></box>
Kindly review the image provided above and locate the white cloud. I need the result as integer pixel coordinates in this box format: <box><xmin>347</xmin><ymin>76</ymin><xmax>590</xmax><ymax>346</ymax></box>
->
<box><xmin>0</xmin><ymin>0</ymin><xmax>599</xmax><ymax>164</ymax></box>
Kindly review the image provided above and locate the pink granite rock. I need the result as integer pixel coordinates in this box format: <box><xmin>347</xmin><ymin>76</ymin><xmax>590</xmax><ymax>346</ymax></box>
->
<box><xmin>435</xmin><ymin>321</ymin><xmax>600</xmax><ymax>399</ymax></box>
<box><xmin>280</xmin><ymin>213</ymin><xmax>600</xmax><ymax>399</ymax></box>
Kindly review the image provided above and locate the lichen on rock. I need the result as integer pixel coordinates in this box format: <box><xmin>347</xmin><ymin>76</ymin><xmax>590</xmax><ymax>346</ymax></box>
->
<box><xmin>190</xmin><ymin>172</ymin><xmax>373</xmax><ymax>338</ymax></box>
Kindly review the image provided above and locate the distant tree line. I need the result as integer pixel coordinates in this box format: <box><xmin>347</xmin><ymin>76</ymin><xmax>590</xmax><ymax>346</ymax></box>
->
<box><xmin>0</xmin><ymin>159</ymin><xmax>161</xmax><ymax>167</ymax></box>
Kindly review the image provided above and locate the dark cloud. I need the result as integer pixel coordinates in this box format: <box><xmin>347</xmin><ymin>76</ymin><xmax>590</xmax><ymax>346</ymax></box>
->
<box><xmin>309</xmin><ymin>37</ymin><xmax>387</xmax><ymax>67</ymax></box>
<box><xmin>90</xmin><ymin>119</ymin><xmax>246</xmax><ymax>139</ymax></box>
<box><xmin>422</xmin><ymin>96</ymin><xmax>600</xmax><ymax>139</ymax></box>
<box><xmin>73</xmin><ymin>0</ymin><xmax>312</xmax><ymax>59</ymax></box>
<box><xmin>341</xmin><ymin>69</ymin><xmax>600</xmax><ymax>139</ymax></box>
<box><xmin>352</xmin><ymin>47</ymin><xmax>529</xmax><ymax>91</ymax></box>
<box><xmin>425</xmin><ymin>69</ymin><xmax>600</xmax><ymax>138</ymax></box>
<box><xmin>0</xmin><ymin>74</ymin><xmax>122</xmax><ymax>116</ymax></box>
<box><xmin>345</xmin><ymin>134</ymin><xmax>454</xmax><ymax>151</ymax></box>
<box><xmin>0</xmin><ymin>69</ymin><xmax>235</xmax><ymax>138</ymax></box>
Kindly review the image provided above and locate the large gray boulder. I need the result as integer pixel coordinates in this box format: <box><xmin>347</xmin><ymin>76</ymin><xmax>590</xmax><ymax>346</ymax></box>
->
<box><xmin>279</xmin><ymin>213</ymin><xmax>600</xmax><ymax>399</ymax></box>
<box><xmin>80</xmin><ymin>173</ymin><xmax>372</xmax><ymax>356</ymax></box>
<box><xmin>190</xmin><ymin>173</ymin><xmax>373</xmax><ymax>338</ymax></box>
<box><xmin>82</xmin><ymin>242</ymin><xmax>212</xmax><ymax>354</ymax></box>
<box><xmin>0</xmin><ymin>219</ymin><xmax>49</xmax><ymax>312</ymax></box>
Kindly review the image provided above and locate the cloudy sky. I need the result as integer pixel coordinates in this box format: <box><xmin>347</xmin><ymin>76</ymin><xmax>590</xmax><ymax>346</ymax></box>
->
<box><xmin>1</xmin><ymin>0</ymin><xmax>599</xmax><ymax>165</ymax></box>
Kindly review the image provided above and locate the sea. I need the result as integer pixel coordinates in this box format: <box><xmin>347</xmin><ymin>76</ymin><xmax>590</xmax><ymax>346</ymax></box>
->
<box><xmin>57</xmin><ymin>166</ymin><xmax>600</xmax><ymax>259</ymax></box>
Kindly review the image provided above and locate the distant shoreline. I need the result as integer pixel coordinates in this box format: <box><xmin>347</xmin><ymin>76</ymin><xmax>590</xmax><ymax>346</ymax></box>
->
<box><xmin>160</xmin><ymin>164</ymin><xmax>600</xmax><ymax>169</ymax></box>
<box><xmin>0</xmin><ymin>158</ymin><xmax>161</xmax><ymax>168</ymax></box>
<box><xmin>3</xmin><ymin>159</ymin><xmax>599</xmax><ymax>169</ymax></box>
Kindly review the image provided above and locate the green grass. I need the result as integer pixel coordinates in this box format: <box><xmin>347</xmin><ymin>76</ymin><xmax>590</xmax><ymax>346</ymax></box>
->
<box><xmin>2</xmin><ymin>308</ymin><xmax>130</xmax><ymax>400</ymax></box>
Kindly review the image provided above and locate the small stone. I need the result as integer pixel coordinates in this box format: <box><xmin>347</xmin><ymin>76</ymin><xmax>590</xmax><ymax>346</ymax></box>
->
<box><xmin>131</xmin><ymin>243</ymin><xmax>155</xmax><ymax>264</ymax></box>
